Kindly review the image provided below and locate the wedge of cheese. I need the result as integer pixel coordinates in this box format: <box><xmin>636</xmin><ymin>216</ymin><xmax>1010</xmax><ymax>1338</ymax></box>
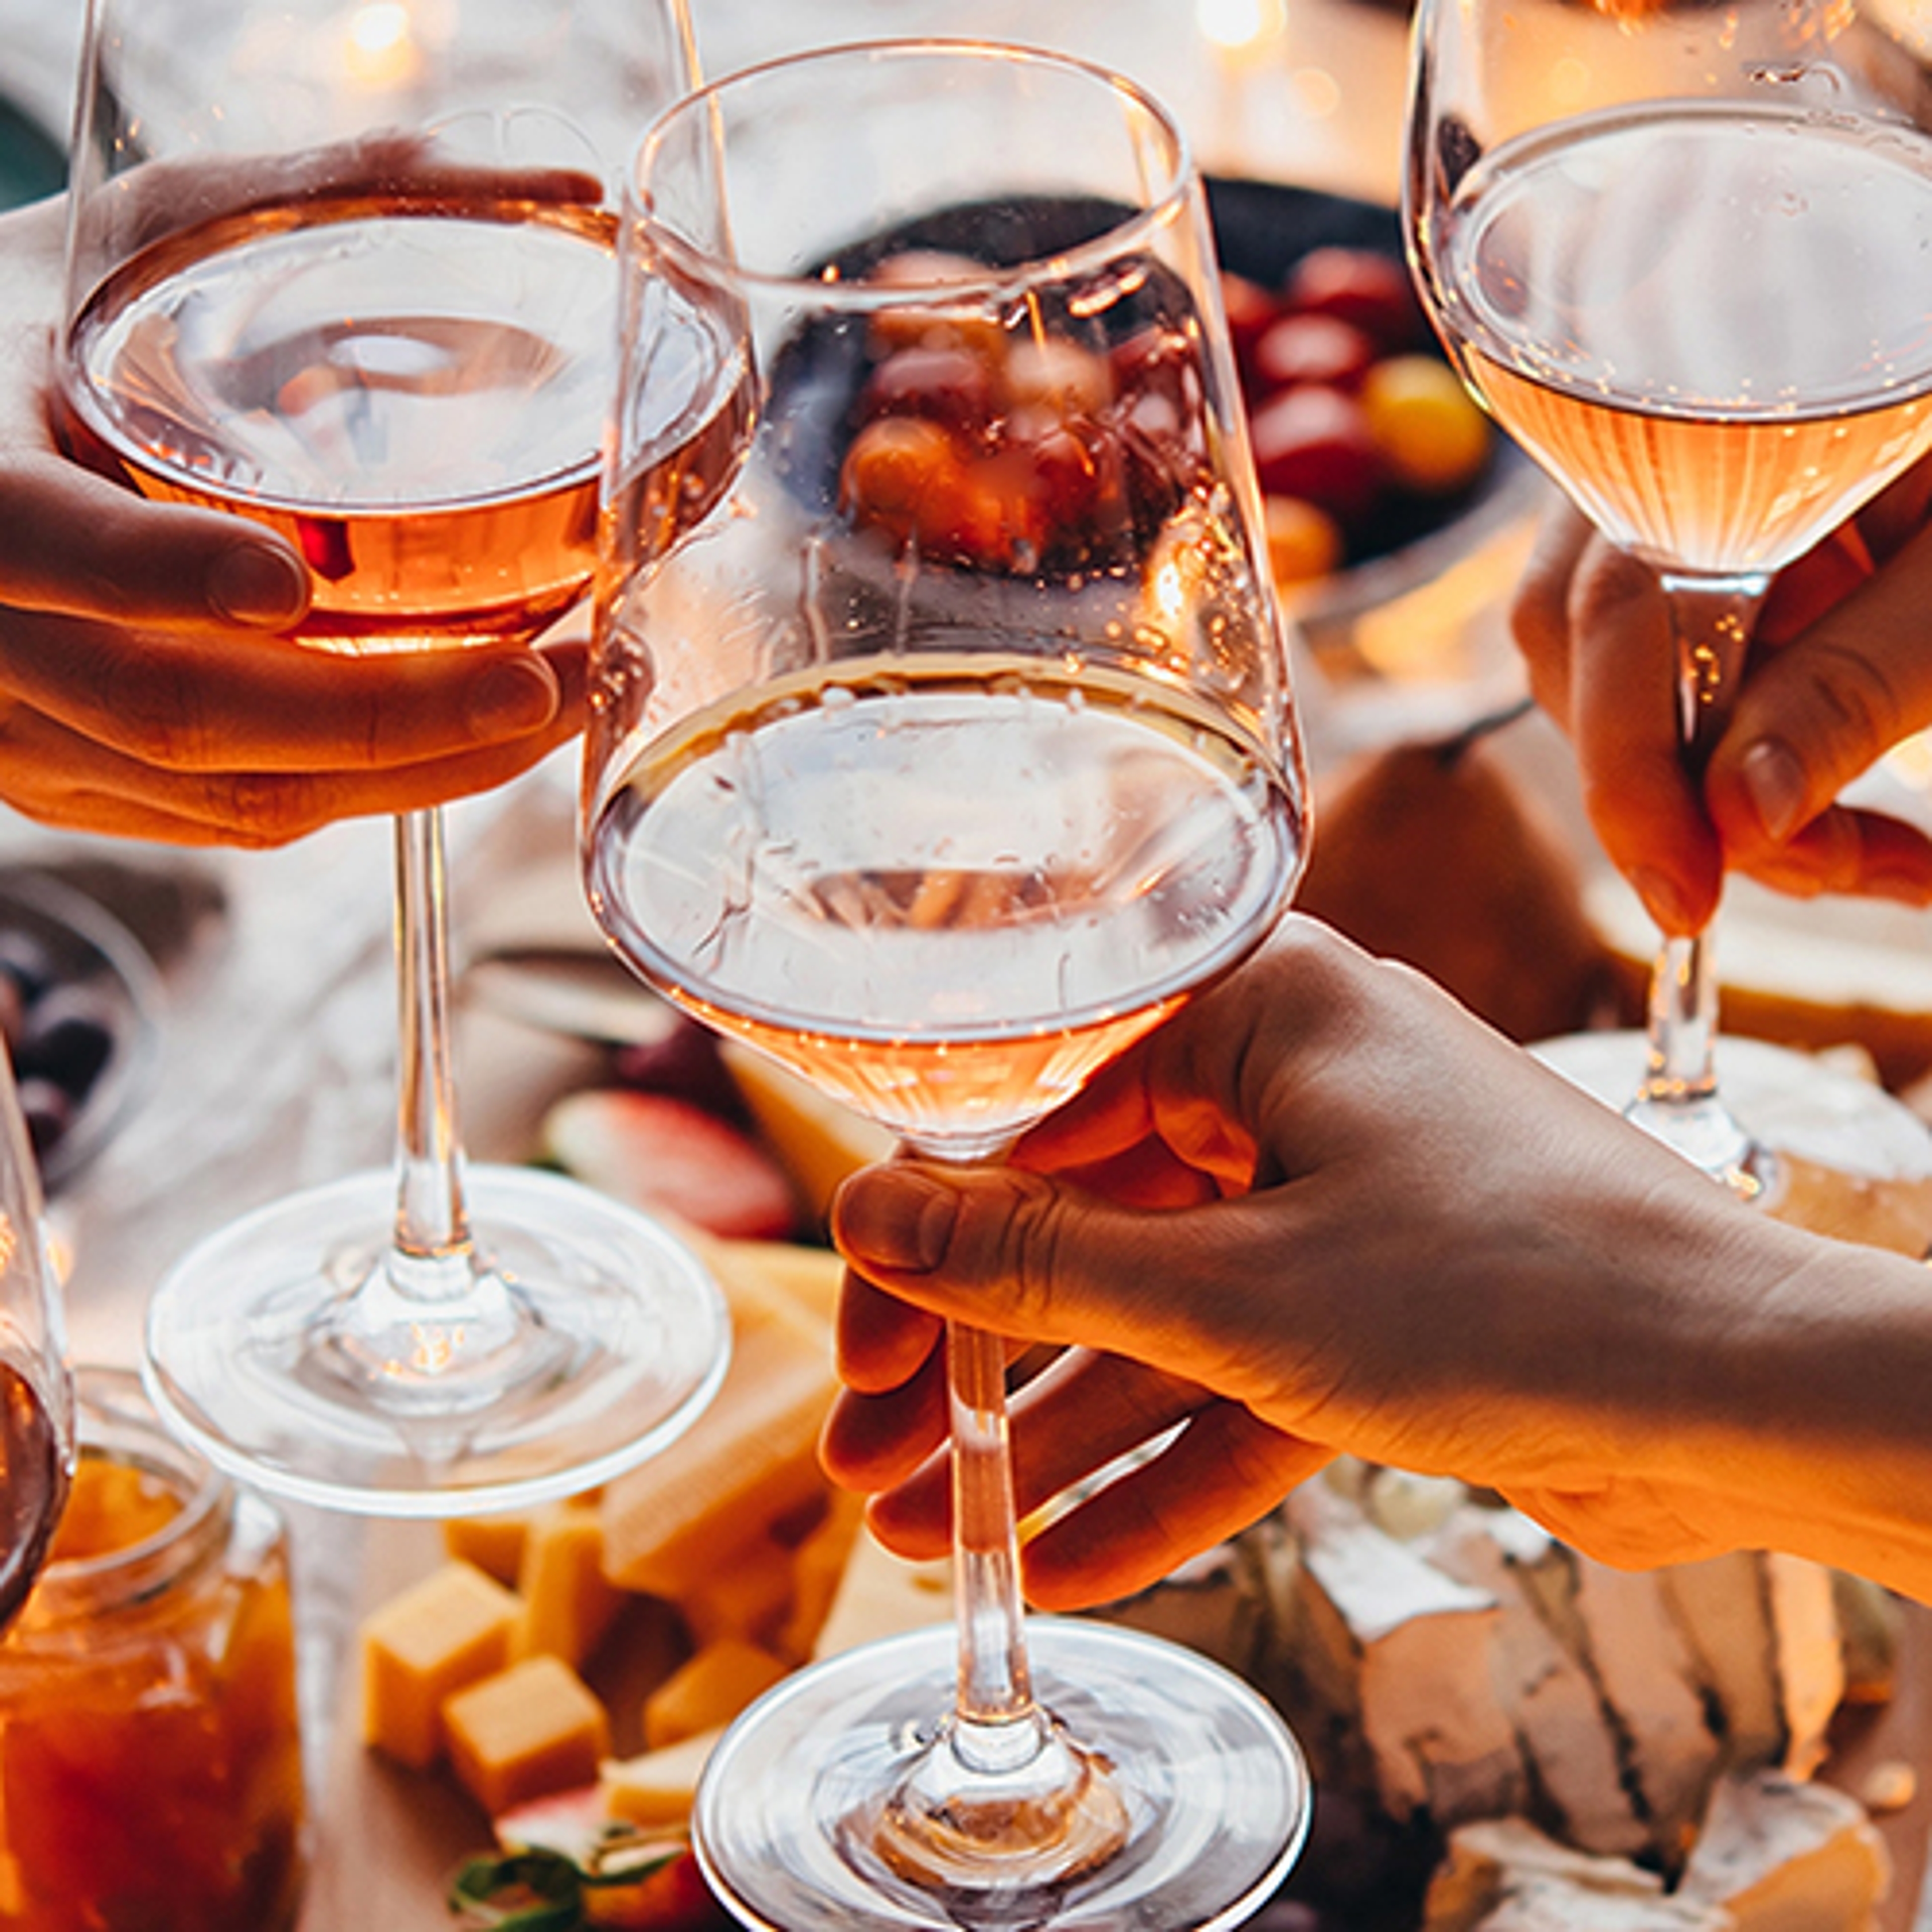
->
<box><xmin>1677</xmin><ymin>1770</ymin><xmax>1890</xmax><ymax>1932</ymax></box>
<box><xmin>642</xmin><ymin>1637</ymin><xmax>791</xmax><ymax>1749</ymax></box>
<box><xmin>1424</xmin><ymin>1505</ymin><xmax>1647</xmax><ymax>1861</ymax></box>
<box><xmin>719</xmin><ymin>1039</ymin><xmax>896</xmax><ymax>1228</ymax></box>
<box><xmin>361</xmin><ymin>1559</ymin><xmax>522</xmax><ymax>1770</ymax></box>
<box><xmin>601</xmin><ymin>1727</ymin><xmax>725</xmax><ymax>1831</ymax></box>
<box><xmin>1657</xmin><ymin>1553</ymin><xmax>1843</xmax><ymax>1778</ymax></box>
<box><xmin>812</xmin><ymin>1524</ymin><xmax>952</xmax><ymax>1659</ymax></box>
<box><xmin>1280</xmin><ymin>1479</ymin><xmax>1527</xmax><ymax>1826</ymax></box>
<box><xmin>1424</xmin><ymin>1818</ymin><xmax>1731</xmax><ymax>1931</ymax></box>
<box><xmin>1515</xmin><ymin>1545</ymin><xmax>1722</xmax><ymax>1858</ymax></box>
<box><xmin>600</xmin><ymin>1251</ymin><xmax>837</xmax><ymax>1598</ymax></box>
<box><xmin>443</xmin><ymin>1654</ymin><xmax>611</xmax><ymax>1817</ymax></box>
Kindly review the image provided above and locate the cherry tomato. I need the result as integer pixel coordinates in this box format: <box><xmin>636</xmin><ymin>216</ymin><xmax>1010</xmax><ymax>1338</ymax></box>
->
<box><xmin>1248</xmin><ymin>384</ymin><xmax>1384</xmax><ymax>524</ymax></box>
<box><xmin>1283</xmin><ymin>247</ymin><xmax>1424</xmax><ymax>353</ymax></box>
<box><xmin>1359</xmin><ymin>354</ymin><xmax>1491</xmax><ymax>494</ymax></box>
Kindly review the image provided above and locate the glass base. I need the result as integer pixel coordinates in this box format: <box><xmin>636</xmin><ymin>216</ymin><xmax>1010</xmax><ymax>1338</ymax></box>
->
<box><xmin>694</xmin><ymin>1620</ymin><xmax>1312</xmax><ymax>1932</ymax></box>
<box><xmin>1535</xmin><ymin>1030</ymin><xmax>1932</xmax><ymax>1252</ymax></box>
<box><xmin>142</xmin><ymin>1163</ymin><xmax>731</xmax><ymax>1515</ymax></box>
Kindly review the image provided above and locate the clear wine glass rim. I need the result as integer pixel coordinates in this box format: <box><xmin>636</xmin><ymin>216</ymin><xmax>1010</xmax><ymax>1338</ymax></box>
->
<box><xmin>629</xmin><ymin>36</ymin><xmax>1197</xmax><ymax>301</ymax></box>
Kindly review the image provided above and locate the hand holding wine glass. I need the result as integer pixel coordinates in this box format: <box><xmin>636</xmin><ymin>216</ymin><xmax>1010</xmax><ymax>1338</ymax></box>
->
<box><xmin>1405</xmin><ymin>0</ymin><xmax>1932</xmax><ymax>1207</ymax></box>
<box><xmin>588</xmin><ymin>41</ymin><xmax>1312</xmax><ymax>1931</ymax></box>
<box><xmin>57</xmin><ymin>0</ymin><xmax>729</xmax><ymax>1513</ymax></box>
<box><xmin>1514</xmin><ymin>487</ymin><xmax>1932</xmax><ymax>913</ymax></box>
<box><xmin>0</xmin><ymin>193</ymin><xmax>580</xmax><ymax>845</ymax></box>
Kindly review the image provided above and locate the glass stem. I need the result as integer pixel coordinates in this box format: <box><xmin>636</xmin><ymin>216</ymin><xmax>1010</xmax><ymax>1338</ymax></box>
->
<box><xmin>1628</xmin><ymin>572</ymin><xmax>1773</xmax><ymax>1193</ymax></box>
<box><xmin>947</xmin><ymin>1317</ymin><xmax>1037</xmax><ymax>1750</ymax></box>
<box><xmin>389</xmin><ymin>807</ymin><xmax>480</xmax><ymax>1297</ymax></box>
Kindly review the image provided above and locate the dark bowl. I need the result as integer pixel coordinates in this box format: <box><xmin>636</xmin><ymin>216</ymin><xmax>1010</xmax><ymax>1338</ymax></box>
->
<box><xmin>0</xmin><ymin>870</ymin><xmax>161</xmax><ymax>1191</ymax></box>
<box><xmin>1206</xmin><ymin>176</ymin><xmax>1548</xmax><ymax>675</ymax></box>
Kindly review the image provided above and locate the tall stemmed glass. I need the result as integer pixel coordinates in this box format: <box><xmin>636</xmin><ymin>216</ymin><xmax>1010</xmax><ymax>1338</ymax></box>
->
<box><xmin>587</xmin><ymin>42</ymin><xmax>1312</xmax><ymax>1932</ymax></box>
<box><xmin>57</xmin><ymin>0</ymin><xmax>730</xmax><ymax>1513</ymax></box>
<box><xmin>0</xmin><ymin>1044</ymin><xmax>72</xmax><ymax>1629</ymax></box>
<box><xmin>1406</xmin><ymin>0</ymin><xmax>1932</xmax><ymax>1212</ymax></box>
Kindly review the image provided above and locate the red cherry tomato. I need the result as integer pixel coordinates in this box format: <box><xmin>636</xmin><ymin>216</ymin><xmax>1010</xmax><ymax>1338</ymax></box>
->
<box><xmin>1250</xmin><ymin>312</ymin><xmax>1377</xmax><ymax>396</ymax></box>
<box><xmin>1282</xmin><ymin>247</ymin><xmax>1425</xmax><ymax>353</ymax></box>
<box><xmin>1248</xmin><ymin>383</ymin><xmax>1384</xmax><ymax>525</ymax></box>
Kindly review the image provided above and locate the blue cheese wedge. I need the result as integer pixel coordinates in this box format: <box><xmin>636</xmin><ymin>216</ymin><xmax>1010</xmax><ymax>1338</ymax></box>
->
<box><xmin>1424</xmin><ymin>1818</ymin><xmax>1731</xmax><ymax>1931</ymax></box>
<box><xmin>1658</xmin><ymin>1554</ymin><xmax>1844</xmax><ymax>1777</ymax></box>
<box><xmin>1677</xmin><ymin>1769</ymin><xmax>1890</xmax><ymax>1931</ymax></box>
<box><xmin>1281</xmin><ymin>1480</ymin><xmax>1528</xmax><ymax>1825</ymax></box>
<box><xmin>1424</xmin><ymin>1505</ymin><xmax>1647</xmax><ymax>1860</ymax></box>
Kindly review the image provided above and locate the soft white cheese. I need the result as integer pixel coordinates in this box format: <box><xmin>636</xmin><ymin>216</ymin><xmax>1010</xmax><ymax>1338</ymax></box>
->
<box><xmin>1677</xmin><ymin>1768</ymin><xmax>1890</xmax><ymax>1932</ymax></box>
<box><xmin>1424</xmin><ymin>1817</ymin><xmax>1732</xmax><ymax>1931</ymax></box>
<box><xmin>1426</xmin><ymin>1505</ymin><xmax>1648</xmax><ymax>1859</ymax></box>
<box><xmin>1284</xmin><ymin>1481</ymin><xmax>1528</xmax><ymax>1824</ymax></box>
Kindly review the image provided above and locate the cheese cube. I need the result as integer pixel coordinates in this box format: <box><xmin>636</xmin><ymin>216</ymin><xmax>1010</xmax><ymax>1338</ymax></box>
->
<box><xmin>781</xmin><ymin>1488</ymin><xmax>866</xmax><ymax>1661</ymax></box>
<box><xmin>602</xmin><ymin>1727</ymin><xmax>725</xmax><ymax>1830</ymax></box>
<box><xmin>360</xmin><ymin>1560</ymin><xmax>521</xmax><ymax>1770</ymax></box>
<box><xmin>512</xmin><ymin>1501</ymin><xmax>624</xmax><ymax>1668</ymax></box>
<box><xmin>812</xmin><ymin>1524</ymin><xmax>952</xmax><ymax>1659</ymax></box>
<box><xmin>719</xmin><ymin>1040</ymin><xmax>895</xmax><ymax>1227</ymax></box>
<box><xmin>681</xmin><ymin>1533</ymin><xmax>796</xmax><ymax>1650</ymax></box>
<box><xmin>443</xmin><ymin>1512</ymin><xmax>535</xmax><ymax>1587</ymax></box>
<box><xmin>443</xmin><ymin>1655</ymin><xmax>611</xmax><ymax>1817</ymax></box>
<box><xmin>643</xmin><ymin>1637</ymin><xmax>791</xmax><ymax>1749</ymax></box>
<box><xmin>601</xmin><ymin>1256</ymin><xmax>836</xmax><ymax>1597</ymax></box>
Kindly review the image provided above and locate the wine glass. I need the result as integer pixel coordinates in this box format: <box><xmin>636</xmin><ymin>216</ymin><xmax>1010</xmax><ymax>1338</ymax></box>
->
<box><xmin>56</xmin><ymin>0</ymin><xmax>731</xmax><ymax>1514</ymax></box>
<box><xmin>0</xmin><ymin>1040</ymin><xmax>73</xmax><ymax>1631</ymax></box>
<box><xmin>1405</xmin><ymin>0</ymin><xmax>1932</xmax><ymax>1221</ymax></box>
<box><xmin>587</xmin><ymin>41</ymin><xmax>1312</xmax><ymax>1932</ymax></box>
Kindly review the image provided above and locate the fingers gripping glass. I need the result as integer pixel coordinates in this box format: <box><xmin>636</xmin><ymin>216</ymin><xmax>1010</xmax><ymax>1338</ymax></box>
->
<box><xmin>1405</xmin><ymin>0</ymin><xmax>1932</xmax><ymax>1224</ymax></box>
<box><xmin>587</xmin><ymin>42</ymin><xmax>1313</xmax><ymax>1932</ymax></box>
<box><xmin>58</xmin><ymin>0</ymin><xmax>730</xmax><ymax>1515</ymax></box>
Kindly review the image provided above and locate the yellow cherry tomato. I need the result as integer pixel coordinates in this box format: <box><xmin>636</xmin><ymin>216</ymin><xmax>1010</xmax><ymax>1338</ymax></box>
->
<box><xmin>1359</xmin><ymin>355</ymin><xmax>1491</xmax><ymax>495</ymax></box>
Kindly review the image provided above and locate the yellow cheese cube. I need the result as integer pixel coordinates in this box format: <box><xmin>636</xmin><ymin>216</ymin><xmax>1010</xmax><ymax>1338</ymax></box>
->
<box><xmin>600</xmin><ymin>1259</ymin><xmax>836</xmax><ymax>1598</ymax></box>
<box><xmin>681</xmin><ymin>1533</ymin><xmax>796</xmax><ymax>1650</ymax></box>
<box><xmin>643</xmin><ymin>1638</ymin><xmax>791</xmax><ymax>1750</ymax></box>
<box><xmin>601</xmin><ymin>1727</ymin><xmax>725</xmax><ymax>1831</ymax></box>
<box><xmin>697</xmin><ymin>1234</ymin><xmax>845</xmax><ymax>1329</ymax></box>
<box><xmin>360</xmin><ymin>1560</ymin><xmax>521</xmax><ymax>1770</ymax></box>
<box><xmin>443</xmin><ymin>1654</ymin><xmax>612</xmax><ymax>1818</ymax></box>
<box><xmin>781</xmin><ymin>1487</ymin><xmax>866</xmax><ymax>1662</ymax></box>
<box><xmin>513</xmin><ymin>1501</ymin><xmax>624</xmax><ymax>1668</ymax></box>
<box><xmin>812</xmin><ymin>1526</ymin><xmax>952</xmax><ymax>1660</ymax></box>
<box><xmin>443</xmin><ymin>1512</ymin><xmax>534</xmax><ymax>1586</ymax></box>
<box><xmin>719</xmin><ymin>1041</ymin><xmax>895</xmax><ymax>1228</ymax></box>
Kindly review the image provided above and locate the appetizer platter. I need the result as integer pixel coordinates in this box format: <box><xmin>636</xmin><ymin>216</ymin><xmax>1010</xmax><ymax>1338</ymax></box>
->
<box><xmin>309</xmin><ymin>988</ymin><xmax>1932</xmax><ymax>1931</ymax></box>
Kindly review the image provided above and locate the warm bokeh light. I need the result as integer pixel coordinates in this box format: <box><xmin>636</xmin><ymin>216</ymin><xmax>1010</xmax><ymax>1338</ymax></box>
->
<box><xmin>1198</xmin><ymin>0</ymin><xmax>1289</xmax><ymax>56</ymax></box>
<box><xmin>343</xmin><ymin>0</ymin><xmax>417</xmax><ymax>89</ymax></box>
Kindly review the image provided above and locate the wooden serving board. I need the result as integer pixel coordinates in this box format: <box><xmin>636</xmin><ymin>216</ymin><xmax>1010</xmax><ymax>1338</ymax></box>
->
<box><xmin>299</xmin><ymin>1522</ymin><xmax>1932</xmax><ymax>1931</ymax></box>
<box><xmin>300</xmin><ymin>1521</ymin><xmax>483</xmax><ymax>1931</ymax></box>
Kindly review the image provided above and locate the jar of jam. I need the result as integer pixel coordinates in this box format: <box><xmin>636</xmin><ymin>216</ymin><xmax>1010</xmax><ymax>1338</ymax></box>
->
<box><xmin>0</xmin><ymin>1367</ymin><xmax>306</xmax><ymax>1931</ymax></box>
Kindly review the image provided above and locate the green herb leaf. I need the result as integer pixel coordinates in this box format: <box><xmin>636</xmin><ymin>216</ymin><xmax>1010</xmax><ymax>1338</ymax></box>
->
<box><xmin>448</xmin><ymin>1848</ymin><xmax>586</xmax><ymax>1931</ymax></box>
